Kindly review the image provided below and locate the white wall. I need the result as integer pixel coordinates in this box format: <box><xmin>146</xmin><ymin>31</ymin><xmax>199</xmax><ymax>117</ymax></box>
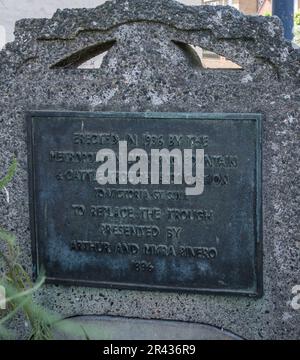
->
<box><xmin>0</xmin><ymin>25</ymin><xmax>5</xmax><ymax>49</ymax></box>
<box><xmin>0</xmin><ymin>0</ymin><xmax>106</xmax><ymax>46</ymax></box>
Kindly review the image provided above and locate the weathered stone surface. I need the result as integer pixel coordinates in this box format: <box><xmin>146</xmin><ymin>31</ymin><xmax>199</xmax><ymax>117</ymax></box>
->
<box><xmin>0</xmin><ymin>0</ymin><xmax>299</xmax><ymax>339</ymax></box>
<box><xmin>55</xmin><ymin>315</ymin><xmax>242</xmax><ymax>340</ymax></box>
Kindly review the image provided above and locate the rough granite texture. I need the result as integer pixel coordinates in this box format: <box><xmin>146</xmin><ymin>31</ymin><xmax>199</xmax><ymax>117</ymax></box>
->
<box><xmin>0</xmin><ymin>0</ymin><xmax>299</xmax><ymax>339</ymax></box>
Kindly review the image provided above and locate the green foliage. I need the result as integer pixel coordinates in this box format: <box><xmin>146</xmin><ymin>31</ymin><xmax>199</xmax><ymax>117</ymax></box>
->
<box><xmin>0</xmin><ymin>226</ymin><xmax>54</xmax><ymax>339</ymax></box>
<box><xmin>0</xmin><ymin>158</ymin><xmax>17</xmax><ymax>190</ymax></box>
<box><xmin>264</xmin><ymin>12</ymin><xmax>271</xmax><ymax>17</ymax></box>
<box><xmin>0</xmin><ymin>158</ymin><xmax>51</xmax><ymax>339</ymax></box>
<box><xmin>295</xmin><ymin>12</ymin><xmax>300</xmax><ymax>26</ymax></box>
<box><xmin>0</xmin><ymin>158</ymin><xmax>106</xmax><ymax>340</ymax></box>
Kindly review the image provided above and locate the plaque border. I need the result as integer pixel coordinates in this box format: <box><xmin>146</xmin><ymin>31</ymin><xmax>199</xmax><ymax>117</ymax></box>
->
<box><xmin>26</xmin><ymin>111</ymin><xmax>263</xmax><ymax>298</ymax></box>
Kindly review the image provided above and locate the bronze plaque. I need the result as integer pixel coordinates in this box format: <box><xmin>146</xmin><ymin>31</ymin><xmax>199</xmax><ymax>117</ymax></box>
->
<box><xmin>27</xmin><ymin>111</ymin><xmax>262</xmax><ymax>296</ymax></box>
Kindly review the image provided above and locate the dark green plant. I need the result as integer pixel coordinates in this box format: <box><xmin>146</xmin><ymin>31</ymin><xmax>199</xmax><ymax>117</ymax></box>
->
<box><xmin>0</xmin><ymin>158</ymin><xmax>17</xmax><ymax>190</ymax></box>
<box><xmin>0</xmin><ymin>159</ymin><xmax>107</xmax><ymax>340</ymax></box>
<box><xmin>0</xmin><ymin>158</ymin><xmax>52</xmax><ymax>339</ymax></box>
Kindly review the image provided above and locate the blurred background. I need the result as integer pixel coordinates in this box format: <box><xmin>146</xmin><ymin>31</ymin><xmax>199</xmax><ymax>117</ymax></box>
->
<box><xmin>0</xmin><ymin>0</ymin><xmax>299</xmax><ymax>68</ymax></box>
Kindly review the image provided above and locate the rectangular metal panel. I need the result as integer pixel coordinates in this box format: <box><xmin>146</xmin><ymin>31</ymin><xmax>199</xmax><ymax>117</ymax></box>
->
<box><xmin>27</xmin><ymin>111</ymin><xmax>262</xmax><ymax>296</ymax></box>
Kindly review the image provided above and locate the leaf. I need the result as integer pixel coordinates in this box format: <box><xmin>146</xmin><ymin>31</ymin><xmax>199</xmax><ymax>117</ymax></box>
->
<box><xmin>0</xmin><ymin>228</ymin><xmax>16</xmax><ymax>247</ymax></box>
<box><xmin>0</xmin><ymin>157</ymin><xmax>17</xmax><ymax>191</ymax></box>
<box><xmin>0</xmin><ymin>296</ymin><xmax>30</xmax><ymax>325</ymax></box>
<box><xmin>3</xmin><ymin>274</ymin><xmax>45</xmax><ymax>305</ymax></box>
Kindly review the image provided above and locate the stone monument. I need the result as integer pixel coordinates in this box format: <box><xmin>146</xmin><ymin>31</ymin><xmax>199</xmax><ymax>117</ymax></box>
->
<box><xmin>0</xmin><ymin>0</ymin><xmax>299</xmax><ymax>339</ymax></box>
